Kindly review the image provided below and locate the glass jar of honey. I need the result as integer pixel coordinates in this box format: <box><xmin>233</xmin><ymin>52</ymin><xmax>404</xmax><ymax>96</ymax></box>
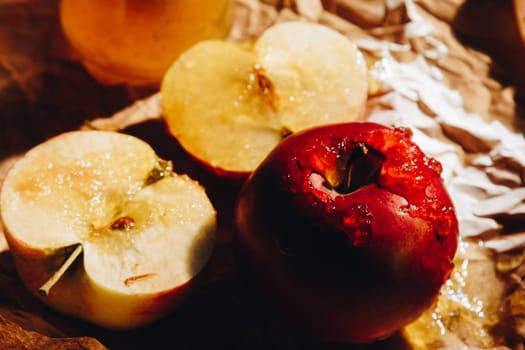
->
<box><xmin>59</xmin><ymin>0</ymin><xmax>232</xmax><ymax>87</ymax></box>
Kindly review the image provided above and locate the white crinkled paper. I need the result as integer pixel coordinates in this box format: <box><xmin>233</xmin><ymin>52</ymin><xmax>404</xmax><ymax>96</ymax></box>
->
<box><xmin>358</xmin><ymin>12</ymin><xmax>525</xmax><ymax>247</ymax></box>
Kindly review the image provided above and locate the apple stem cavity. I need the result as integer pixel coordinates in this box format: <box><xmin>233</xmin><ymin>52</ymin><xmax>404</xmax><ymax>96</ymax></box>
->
<box><xmin>338</xmin><ymin>143</ymin><xmax>385</xmax><ymax>194</ymax></box>
<box><xmin>38</xmin><ymin>244</ymin><xmax>83</xmax><ymax>297</ymax></box>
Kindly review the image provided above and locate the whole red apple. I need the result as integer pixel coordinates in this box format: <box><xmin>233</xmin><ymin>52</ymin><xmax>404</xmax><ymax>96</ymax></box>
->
<box><xmin>234</xmin><ymin>122</ymin><xmax>459</xmax><ymax>344</ymax></box>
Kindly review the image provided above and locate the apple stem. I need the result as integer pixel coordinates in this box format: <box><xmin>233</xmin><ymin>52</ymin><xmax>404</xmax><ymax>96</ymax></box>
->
<box><xmin>38</xmin><ymin>244</ymin><xmax>83</xmax><ymax>297</ymax></box>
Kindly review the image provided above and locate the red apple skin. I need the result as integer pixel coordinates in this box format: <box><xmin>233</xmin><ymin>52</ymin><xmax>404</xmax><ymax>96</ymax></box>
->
<box><xmin>234</xmin><ymin>122</ymin><xmax>459</xmax><ymax>344</ymax></box>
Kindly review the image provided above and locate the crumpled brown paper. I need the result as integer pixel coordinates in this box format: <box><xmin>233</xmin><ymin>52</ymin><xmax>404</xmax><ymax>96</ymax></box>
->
<box><xmin>1</xmin><ymin>0</ymin><xmax>525</xmax><ymax>349</ymax></box>
<box><xmin>0</xmin><ymin>314</ymin><xmax>107</xmax><ymax>350</ymax></box>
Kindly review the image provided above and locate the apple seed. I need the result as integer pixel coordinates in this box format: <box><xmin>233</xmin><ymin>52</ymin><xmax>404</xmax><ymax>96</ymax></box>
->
<box><xmin>124</xmin><ymin>273</ymin><xmax>157</xmax><ymax>286</ymax></box>
<box><xmin>253</xmin><ymin>64</ymin><xmax>278</xmax><ymax>111</ymax></box>
<box><xmin>110</xmin><ymin>216</ymin><xmax>135</xmax><ymax>231</ymax></box>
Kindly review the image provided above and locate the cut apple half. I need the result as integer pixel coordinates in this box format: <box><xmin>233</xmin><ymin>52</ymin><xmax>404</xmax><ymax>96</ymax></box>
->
<box><xmin>0</xmin><ymin>130</ymin><xmax>217</xmax><ymax>329</ymax></box>
<box><xmin>161</xmin><ymin>20</ymin><xmax>368</xmax><ymax>178</ymax></box>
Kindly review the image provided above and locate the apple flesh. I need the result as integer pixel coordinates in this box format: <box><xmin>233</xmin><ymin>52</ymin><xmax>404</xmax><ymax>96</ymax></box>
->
<box><xmin>161</xmin><ymin>21</ymin><xmax>368</xmax><ymax>179</ymax></box>
<box><xmin>0</xmin><ymin>130</ymin><xmax>217</xmax><ymax>329</ymax></box>
<box><xmin>234</xmin><ymin>122</ymin><xmax>459</xmax><ymax>343</ymax></box>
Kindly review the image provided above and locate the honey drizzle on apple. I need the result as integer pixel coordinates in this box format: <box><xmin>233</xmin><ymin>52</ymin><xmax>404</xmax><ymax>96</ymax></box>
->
<box><xmin>373</xmin><ymin>127</ymin><xmax>457</xmax><ymax>240</ymax></box>
<box><xmin>307</xmin><ymin>127</ymin><xmax>457</xmax><ymax>273</ymax></box>
<box><xmin>366</xmin><ymin>127</ymin><xmax>457</xmax><ymax>283</ymax></box>
<box><xmin>339</xmin><ymin>203</ymin><xmax>372</xmax><ymax>248</ymax></box>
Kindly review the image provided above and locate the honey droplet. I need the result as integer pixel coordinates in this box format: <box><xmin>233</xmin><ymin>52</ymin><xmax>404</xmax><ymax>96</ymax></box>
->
<box><xmin>340</xmin><ymin>203</ymin><xmax>372</xmax><ymax>247</ymax></box>
<box><xmin>496</xmin><ymin>252</ymin><xmax>525</xmax><ymax>273</ymax></box>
